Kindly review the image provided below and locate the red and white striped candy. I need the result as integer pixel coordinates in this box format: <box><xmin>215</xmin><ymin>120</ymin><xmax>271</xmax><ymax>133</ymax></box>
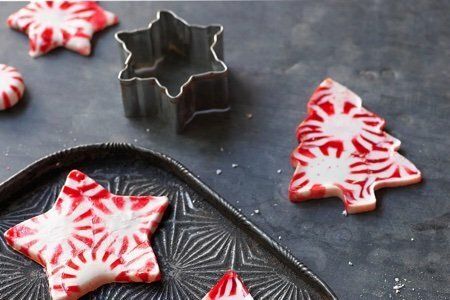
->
<box><xmin>47</xmin><ymin>242</ymin><xmax>160</xmax><ymax>300</ymax></box>
<box><xmin>289</xmin><ymin>79</ymin><xmax>421</xmax><ymax>214</ymax></box>
<box><xmin>203</xmin><ymin>271</ymin><xmax>253</xmax><ymax>300</ymax></box>
<box><xmin>48</xmin><ymin>247</ymin><xmax>123</xmax><ymax>300</ymax></box>
<box><xmin>7</xmin><ymin>1</ymin><xmax>118</xmax><ymax>57</ymax></box>
<box><xmin>292</xmin><ymin>78</ymin><xmax>400</xmax><ymax>159</ymax></box>
<box><xmin>90</xmin><ymin>189</ymin><xmax>169</xmax><ymax>258</ymax></box>
<box><xmin>0</xmin><ymin>64</ymin><xmax>25</xmax><ymax>110</ymax></box>
<box><xmin>4</xmin><ymin>170</ymin><xmax>94</xmax><ymax>272</ymax></box>
<box><xmin>4</xmin><ymin>170</ymin><xmax>168</xmax><ymax>300</ymax></box>
<box><xmin>290</xmin><ymin>142</ymin><xmax>421</xmax><ymax>214</ymax></box>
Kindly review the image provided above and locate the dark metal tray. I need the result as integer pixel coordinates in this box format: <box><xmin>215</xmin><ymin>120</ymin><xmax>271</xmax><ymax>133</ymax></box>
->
<box><xmin>0</xmin><ymin>143</ymin><xmax>336</xmax><ymax>300</ymax></box>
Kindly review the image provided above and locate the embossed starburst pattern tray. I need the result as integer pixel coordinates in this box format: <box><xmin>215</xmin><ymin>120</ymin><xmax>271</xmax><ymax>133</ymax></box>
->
<box><xmin>0</xmin><ymin>144</ymin><xmax>336</xmax><ymax>300</ymax></box>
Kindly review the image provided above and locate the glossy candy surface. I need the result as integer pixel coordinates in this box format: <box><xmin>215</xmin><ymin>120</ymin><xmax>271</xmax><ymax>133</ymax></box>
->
<box><xmin>289</xmin><ymin>79</ymin><xmax>421</xmax><ymax>214</ymax></box>
<box><xmin>203</xmin><ymin>271</ymin><xmax>254</xmax><ymax>300</ymax></box>
<box><xmin>7</xmin><ymin>1</ymin><xmax>118</xmax><ymax>57</ymax></box>
<box><xmin>4</xmin><ymin>170</ymin><xmax>168</xmax><ymax>299</ymax></box>
<box><xmin>0</xmin><ymin>64</ymin><xmax>25</xmax><ymax>110</ymax></box>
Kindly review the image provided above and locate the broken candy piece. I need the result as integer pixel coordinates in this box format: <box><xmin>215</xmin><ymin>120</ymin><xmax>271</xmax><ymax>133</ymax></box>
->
<box><xmin>4</xmin><ymin>170</ymin><xmax>168</xmax><ymax>300</ymax></box>
<box><xmin>0</xmin><ymin>64</ymin><xmax>25</xmax><ymax>110</ymax></box>
<box><xmin>7</xmin><ymin>1</ymin><xmax>118</xmax><ymax>57</ymax></box>
<box><xmin>203</xmin><ymin>271</ymin><xmax>254</xmax><ymax>300</ymax></box>
<box><xmin>289</xmin><ymin>79</ymin><xmax>421</xmax><ymax>214</ymax></box>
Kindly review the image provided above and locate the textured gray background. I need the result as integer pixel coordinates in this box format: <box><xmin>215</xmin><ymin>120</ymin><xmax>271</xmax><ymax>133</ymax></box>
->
<box><xmin>0</xmin><ymin>1</ymin><xmax>449</xmax><ymax>299</ymax></box>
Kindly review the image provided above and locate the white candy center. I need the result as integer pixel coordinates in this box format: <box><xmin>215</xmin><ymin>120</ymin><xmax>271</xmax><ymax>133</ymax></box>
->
<box><xmin>103</xmin><ymin>211</ymin><xmax>141</xmax><ymax>236</ymax></box>
<box><xmin>306</xmin><ymin>154</ymin><xmax>351</xmax><ymax>184</ymax></box>
<box><xmin>75</xmin><ymin>260</ymin><xmax>114</xmax><ymax>289</ymax></box>
<box><xmin>0</xmin><ymin>70</ymin><xmax>14</xmax><ymax>93</ymax></box>
<box><xmin>34</xmin><ymin>7</ymin><xmax>70</xmax><ymax>27</ymax></box>
<box><xmin>321</xmin><ymin>113</ymin><xmax>364</xmax><ymax>142</ymax></box>
<box><xmin>37</xmin><ymin>214</ymin><xmax>74</xmax><ymax>244</ymax></box>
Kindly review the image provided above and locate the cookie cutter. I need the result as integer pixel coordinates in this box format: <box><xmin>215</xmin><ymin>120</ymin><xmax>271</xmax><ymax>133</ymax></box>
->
<box><xmin>115</xmin><ymin>10</ymin><xmax>229</xmax><ymax>133</ymax></box>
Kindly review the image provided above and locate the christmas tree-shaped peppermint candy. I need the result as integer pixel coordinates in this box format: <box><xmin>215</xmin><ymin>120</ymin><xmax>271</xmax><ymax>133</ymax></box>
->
<box><xmin>289</xmin><ymin>78</ymin><xmax>421</xmax><ymax>214</ymax></box>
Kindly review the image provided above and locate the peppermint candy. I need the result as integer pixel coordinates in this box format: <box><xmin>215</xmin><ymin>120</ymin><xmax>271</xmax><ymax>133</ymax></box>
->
<box><xmin>4</xmin><ymin>170</ymin><xmax>168</xmax><ymax>299</ymax></box>
<box><xmin>7</xmin><ymin>1</ymin><xmax>118</xmax><ymax>57</ymax></box>
<box><xmin>0</xmin><ymin>64</ymin><xmax>25</xmax><ymax>110</ymax></box>
<box><xmin>289</xmin><ymin>79</ymin><xmax>421</xmax><ymax>214</ymax></box>
<box><xmin>294</xmin><ymin>78</ymin><xmax>400</xmax><ymax>153</ymax></box>
<box><xmin>203</xmin><ymin>271</ymin><xmax>253</xmax><ymax>300</ymax></box>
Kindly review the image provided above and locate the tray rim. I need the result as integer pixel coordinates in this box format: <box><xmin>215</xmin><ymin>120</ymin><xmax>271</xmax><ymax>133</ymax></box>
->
<box><xmin>0</xmin><ymin>143</ymin><xmax>337</xmax><ymax>299</ymax></box>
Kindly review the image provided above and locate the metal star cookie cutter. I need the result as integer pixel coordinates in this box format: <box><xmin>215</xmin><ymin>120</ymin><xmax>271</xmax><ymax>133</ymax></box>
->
<box><xmin>115</xmin><ymin>10</ymin><xmax>229</xmax><ymax>133</ymax></box>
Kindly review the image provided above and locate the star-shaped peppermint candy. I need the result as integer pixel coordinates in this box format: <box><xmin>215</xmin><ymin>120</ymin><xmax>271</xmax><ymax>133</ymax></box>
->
<box><xmin>4</xmin><ymin>170</ymin><xmax>168</xmax><ymax>299</ymax></box>
<box><xmin>7</xmin><ymin>1</ymin><xmax>118</xmax><ymax>57</ymax></box>
<box><xmin>203</xmin><ymin>271</ymin><xmax>253</xmax><ymax>300</ymax></box>
<box><xmin>289</xmin><ymin>79</ymin><xmax>421</xmax><ymax>214</ymax></box>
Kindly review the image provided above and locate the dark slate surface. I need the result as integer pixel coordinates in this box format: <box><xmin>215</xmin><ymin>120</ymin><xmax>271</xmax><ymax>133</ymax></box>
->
<box><xmin>0</xmin><ymin>1</ymin><xmax>449</xmax><ymax>299</ymax></box>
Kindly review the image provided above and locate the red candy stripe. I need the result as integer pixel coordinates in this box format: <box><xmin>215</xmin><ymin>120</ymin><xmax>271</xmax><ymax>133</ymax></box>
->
<box><xmin>7</xmin><ymin>1</ymin><xmax>118</xmax><ymax>57</ymax></box>
<box><xmin>0</xmin><ymin>64</ymin><xmax>25</xmax><ymax>110</ymax></box>
<box><xmin>4</xmin><ymin>170</ymin><xmax>168</xmax><ymax>299</ymax></box>
<box><xmin>203</xmin><ymin>271</ymin><xmax>253</xmax><ymax>300</ymax></box>
<box><xmin>290</xmin><ymin>79</ymin><xmax>421</xmax><ymax>214</ymax></box>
